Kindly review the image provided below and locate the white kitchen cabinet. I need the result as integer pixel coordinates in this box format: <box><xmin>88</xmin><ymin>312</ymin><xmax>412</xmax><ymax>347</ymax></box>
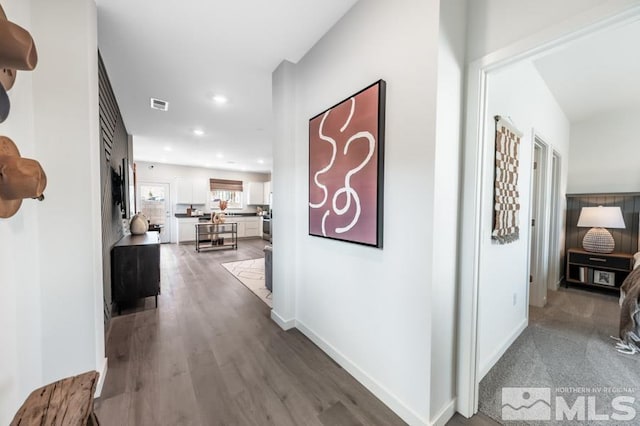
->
<box><xmin>263</xmin><ymin>181</ymin><xmax>271</xmax><ymax>205</ymax></box>
<box><xmin>175</xmin><ymin>178</ymin><xmax>193</xmax><ymax>204</ymax></box>
<box><xmin>245</xmin><ymin>218</ymin><xmax>260</xmax><ymax>237</ymax></box>
<box><xmin>192</xmin><ymin>180</ymin><xmax>208</xmax><ymax>204</ymax></box>
<box><xmin>175</xmin><ymin>178</ymin><xmax>208</xmax><ymax>205</ymax></box>
<box><xmin>246</xmin><ymin>182</ymin><xmax>264</xmax><ymax>205</ymax></box>
<box><xmin>176</xmin><ymin>217</ymin><xmax>198</xmax><ymax>243</ymax></box>
<box><xmin>235</xmin><ymin>221</ymin><xmax>246</xmax><ymax>238</ymax></box>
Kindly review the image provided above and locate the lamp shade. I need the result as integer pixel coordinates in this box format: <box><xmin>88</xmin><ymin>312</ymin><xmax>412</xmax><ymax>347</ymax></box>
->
<box><xmin>577</xmin><ymin>206</ymin><xmax>625</xmax><ymax>229</ymax></box>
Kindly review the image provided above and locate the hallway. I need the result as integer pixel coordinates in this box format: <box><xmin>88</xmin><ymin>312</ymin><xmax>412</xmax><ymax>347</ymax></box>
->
<box><xmin>95</xmin><ymin>240</ymin><xmax>404</xmax><ymax>425</ymax></box>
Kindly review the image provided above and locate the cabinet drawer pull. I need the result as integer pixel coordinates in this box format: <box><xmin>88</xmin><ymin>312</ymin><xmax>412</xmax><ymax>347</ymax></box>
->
<box><xmin>589</xmin><ymin>257</ymin><xmax>607</xmax><ymax>262</ymax></box>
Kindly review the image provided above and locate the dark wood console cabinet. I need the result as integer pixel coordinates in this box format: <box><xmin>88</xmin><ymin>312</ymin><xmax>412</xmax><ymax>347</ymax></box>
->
<box><xmin>566</xmin><ymin>248</ymin><xmax>634</xmax><ymax>292</ymax></box>
<box><xmin>111</xmin><ymin>231</ymin><xmax>160</xmax><ymax>314</ymax></box>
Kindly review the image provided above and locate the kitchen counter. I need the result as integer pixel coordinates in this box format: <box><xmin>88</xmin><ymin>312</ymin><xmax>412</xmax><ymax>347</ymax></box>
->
<box><xmin>173</xmin><ymin>214</ymin><xmax>262</xmax><ymax>243</ymax></box>
<box><xmin>174</xmin><ymin>212</ymin><xmax>261</xmax><ymax>218</ymax></box>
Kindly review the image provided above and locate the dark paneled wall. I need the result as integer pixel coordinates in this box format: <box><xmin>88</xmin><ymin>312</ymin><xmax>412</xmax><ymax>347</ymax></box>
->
<box><xmin>99</xmin><ymin>52</ymin><xmax>130</xmax><ymax>331</ymax></box>
<box><xmin>566</xmin><ymin>193</ymin><xmax>640</xmax><ymax>257</ymax></box>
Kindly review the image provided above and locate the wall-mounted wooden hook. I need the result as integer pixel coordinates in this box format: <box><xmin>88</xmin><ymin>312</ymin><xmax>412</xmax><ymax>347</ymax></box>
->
<box><xmin>0</xmin><ymin>136</ymin><xmax>47</xmax><ymax>218</ymax></box>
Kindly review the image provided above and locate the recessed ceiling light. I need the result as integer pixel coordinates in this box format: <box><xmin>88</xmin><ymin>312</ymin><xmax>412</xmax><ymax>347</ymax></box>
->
<box><xmin>257</xmin><ymin>159</ymin><xmax>264</xmax><ymax>164</ymax></box>
<box><xmin>193</xmin><ymin>129</ymin><xmax>205</xmax><ymax>136</ymax></box>
<box><xmin>163</xmin><ymin>146</ymin><xmax>172</xmax><ymax>152</ymax></box>
<box><xmin>212</xmin><ymin>95</ymin><xmax>228</xmax><ymax>105</ymax></box>
<box><xmin>216</xmin><ymin>153</ymin><xmax>224</xmax><ymax>159</ymax></box>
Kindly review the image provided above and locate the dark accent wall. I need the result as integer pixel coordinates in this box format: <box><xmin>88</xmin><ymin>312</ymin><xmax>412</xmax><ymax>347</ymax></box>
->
<box><xmin>99</xmin><ymin>52</ymin><xmax>130</xmax><ymax>331</ymax></box>
<box><xmin>565</xmin><ymin>193</ymin><xmax>640</xmax><ymax>257</ymax></box>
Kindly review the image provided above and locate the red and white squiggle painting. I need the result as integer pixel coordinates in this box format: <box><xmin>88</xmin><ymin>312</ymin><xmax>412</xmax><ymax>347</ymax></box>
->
<box><xmin>308</xmin><ymin>80</ymin><xmax>385</xmax><ymax>248</ymax></box>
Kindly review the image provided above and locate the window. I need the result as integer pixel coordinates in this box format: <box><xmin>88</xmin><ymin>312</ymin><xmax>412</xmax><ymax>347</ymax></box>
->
<box><xmin>210</xmin><ymin>178</ymin><xmax>244</xmax><ymax>209</ymax></box>
<box><xmin>211</xmin><ymin>190</ymin><xmax>243</xmax><ymax>209</ymax></box>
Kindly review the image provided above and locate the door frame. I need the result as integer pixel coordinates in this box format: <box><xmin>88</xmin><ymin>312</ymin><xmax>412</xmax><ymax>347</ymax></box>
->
<box><xmin>456</xmin><ymin>3</ymin><xmax>640</xmax><ymax>417</ymax></box>
<box><xmin>529</xmin><ymin>135</ymin><xmax>549</xmax><ymax>308</ymax></box>
<box><xmin>548</xmin><ymin>150</ymin><xmax>563</xmax><ymax>291</ymax></box>
<box><xmin>137</xmin><ymin>181</ymin><xmax>172</xmax><ymax>243</ymax></box>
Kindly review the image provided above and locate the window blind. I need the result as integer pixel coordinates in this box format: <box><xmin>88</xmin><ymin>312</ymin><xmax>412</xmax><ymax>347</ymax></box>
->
<box><xmin>210</xmin><ymin>178</ymin><xmax>243</xmax><ymax>192</ymax></box>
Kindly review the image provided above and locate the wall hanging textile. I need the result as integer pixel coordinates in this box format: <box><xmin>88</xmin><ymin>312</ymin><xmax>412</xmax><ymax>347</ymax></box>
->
<box><xmin>492</xmin><ymin>115</ymin><xmax>522</xmax><ymax>244</ymax></box>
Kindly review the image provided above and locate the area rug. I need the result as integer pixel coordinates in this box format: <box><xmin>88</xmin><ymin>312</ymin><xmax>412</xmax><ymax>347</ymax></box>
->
<box><xmin>221</xmin><ymin>258</ymin><xmax>271</xmax><ymax>307</ymax></box>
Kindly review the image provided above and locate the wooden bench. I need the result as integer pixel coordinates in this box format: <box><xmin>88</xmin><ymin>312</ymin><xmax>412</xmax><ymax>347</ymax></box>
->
<box><xmin>11</xmin><ymin>371</ymin><xmax>100</xmax><ymax>426</ymax></box>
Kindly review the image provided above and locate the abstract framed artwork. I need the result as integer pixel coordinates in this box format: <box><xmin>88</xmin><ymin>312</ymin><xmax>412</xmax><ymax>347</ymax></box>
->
<box><xmin>308</xmin><ymin>80</ymin><xmax>386</xmax><ymax>248</ymax></box>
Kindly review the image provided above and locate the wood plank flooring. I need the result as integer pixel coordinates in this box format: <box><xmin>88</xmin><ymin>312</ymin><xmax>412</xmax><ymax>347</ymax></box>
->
<box><xmin>95</xmin><ymin>239</ymin><xmax>406</xmax><ymax>426</ymax></box>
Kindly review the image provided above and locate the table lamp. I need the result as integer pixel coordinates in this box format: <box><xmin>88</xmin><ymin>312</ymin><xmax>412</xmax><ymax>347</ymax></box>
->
<box><xmin>577</xmin><ymin>206</ymin><xmax>625</xmax><ymax>253</ymax></box>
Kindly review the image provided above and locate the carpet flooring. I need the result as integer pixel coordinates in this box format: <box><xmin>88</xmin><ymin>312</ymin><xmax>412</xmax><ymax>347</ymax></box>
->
<box><xmin>222</xmin><ymin>258</ymin><xmax>271</xmax><ymax>307</ymax></box>
<box><xmin>479</xmin><ymin>287</ymin><xmax>640</xmax><ymax>425</ymax></box>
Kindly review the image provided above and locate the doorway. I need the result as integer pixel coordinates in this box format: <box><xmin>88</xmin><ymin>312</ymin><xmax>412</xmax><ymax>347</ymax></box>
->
<box><xmin>548</xmin><ymin>151</ymin><xmax>562</xmax><ymax>291</ymax></box>
<box><xmin>529</xmin><ymin>138</ymin><xmax>548</xmax><ymax>308</ymax></box>
<box><xmin>456</xmin><ymin>6</ymin><xmax>640</xmax><ymax>418</ymax></box>
<box><xmin>138</xmin><ymin>182</ymin><xmax>171</xmax><ymax>243</ymax></box>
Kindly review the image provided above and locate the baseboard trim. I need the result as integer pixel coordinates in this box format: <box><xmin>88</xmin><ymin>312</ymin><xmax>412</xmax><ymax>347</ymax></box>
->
<box><xmin>94</xmin><ymin>357</ymin><xmax>108</xmax><ymax>398</ymax></box>
<box><xmin>430</xmin><ymin>398</ymin><xmax>457</xmax><ymax>426</ymax></box>
<box><xmin>270</xmin><ymin>310</ymin><xmax>296</xmax><ymax>330</ymax></box>
<box><xmin>295</xmin><ymin>319</ymin><xmax>429</xmax><ymax>426</ymax></box>
<box><xmin>479</xmin><ymin>318</ymin><xmax>528</xmax><ymax>380</ymax></box>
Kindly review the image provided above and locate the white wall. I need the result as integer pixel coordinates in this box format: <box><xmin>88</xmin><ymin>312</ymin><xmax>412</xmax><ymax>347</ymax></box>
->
<box><xmin>430</xmin><ymin>0</ymin><xmax>467</xmax><ymax>423</ymax></box>
<box><xmin>272</xmin><ymin>1</ymin><xmax>442</xmax><ymax>424</ymax></box>
<box><xmin>466</xmin><ymin>0</ymin><xmax>640</xmax><ymax>62</ymax></box>
<box><xmin>568</xmin><ymin>106</ymin><xmax>640</xmax><ymax>193</ymax></box>
<box><xmin>135</xmin><ymin>161</ymin><xmax>270</xmax><ymax>214</ymax></box>
<box><xmin>477</xmin><ymin>61</ymin><xmax>570</xmax><ymax>377</ymax></box>
<box><xmin>0</xmin><ymin>0</ymin><xmax>104</xmax><ymax>422</ymax></box>
<box><xmin>0</xmin><ymin>2</ymin><xmax>41</xmax><ymax>422</ymax></box>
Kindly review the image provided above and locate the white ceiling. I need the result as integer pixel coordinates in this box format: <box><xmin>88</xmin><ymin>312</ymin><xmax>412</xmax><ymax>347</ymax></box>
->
<box><xmin>533</xmin><ymin>19</ymin><xmax>640</xmax><ymax>123</ymax></box>
<box><xmin>96</xmin><ymin>0</ymin><xmax>358</xmax><ymax>173</ymax></box>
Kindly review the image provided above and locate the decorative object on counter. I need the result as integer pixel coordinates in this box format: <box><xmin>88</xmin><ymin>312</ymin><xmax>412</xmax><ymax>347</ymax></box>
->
<box><xmin>0</xmin><ymin>136</ymin><xmax>46</xmax><ymax>218</ymax></box>
<box><xmin>577</xmin><ymin>205</ymin><xmax>626</xmax><ymax>253</ymax></box>
<box><xmin>308</xmin><ymin>79</ymin><xmax>386</xmax><ymax>248</ymax></box>
<box><xmin>219</xmin><ymin>199</ymin><xmax>228</xmax><ymax>211</ymax></box>
<box><xmin>129</xmin><ymin>212</ymin><xmax>149</xmax><ymax>235</ymax></box>
<box><xmin>491</xmin><ymin>115</ymin><xmax>522</xmax><ymax>244</ymax></box>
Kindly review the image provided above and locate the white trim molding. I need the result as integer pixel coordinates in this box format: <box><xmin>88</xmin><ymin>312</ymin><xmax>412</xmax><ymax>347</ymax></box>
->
<box><xmin>94</xmin><ymin>357</ymin><xmax>108</xmax><ymax>398</ymax></box>
<box><xmin>295</xmin><ymin>320</ymin><xmax>430</xmax><ymax>426</ymax></box>
<box><xmin>430</xmin><ymin>398</ymin><xmax>457</xmax><ymax>426</ymax></box>
<box><xmin>270</xmin><ymin>310</ymin><xmax>296</xmax><ymax>330</ymax></box>
<box><xmin>478</xmin><ymin>319</ymin><xmax>528</xmax><ymax>381</ymax></box>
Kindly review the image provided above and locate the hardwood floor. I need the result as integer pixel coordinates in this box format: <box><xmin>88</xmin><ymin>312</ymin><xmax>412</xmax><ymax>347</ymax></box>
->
<box><xmin>95</xmin><ymin>239</ymin><xmax>405</xmax><ymax>426</ymax></box>
<box><xmin>446</xmin><ymin>413</ymin><xmax>500</xmax><ymax>426</ymax></box>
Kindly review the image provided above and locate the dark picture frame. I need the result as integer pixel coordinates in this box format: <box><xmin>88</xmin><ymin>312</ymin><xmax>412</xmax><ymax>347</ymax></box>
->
<box><xmin>308</xmin><ymin>80</ymin><xmax>386</xmax><ymax>248</ymax></box>
<box><xmin>593</xmin><ymin>269</ymin><xmax>615</xmax><ymax>287</ymax></box>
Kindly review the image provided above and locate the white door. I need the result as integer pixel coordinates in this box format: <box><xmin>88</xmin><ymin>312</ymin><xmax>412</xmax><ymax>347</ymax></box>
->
<box><xmin>529</xmin><ymin>141</ymin><xmax>547</xmax><ymax>307</ymax></box>
<box><xmin>139</xmin><ymin>182</ymin><xmax>171</xmax><ymax>243</ymax></box>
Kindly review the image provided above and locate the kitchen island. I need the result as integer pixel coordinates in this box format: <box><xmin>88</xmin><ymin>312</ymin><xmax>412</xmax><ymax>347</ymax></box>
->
<box><xmin>173</xmin><ymin>214</ymin><xmax>262</xmax><ymax>244</ymax></box>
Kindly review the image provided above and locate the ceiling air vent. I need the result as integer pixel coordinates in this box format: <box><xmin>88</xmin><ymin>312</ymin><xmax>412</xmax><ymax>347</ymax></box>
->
<box><xmin>150</xmin><ymin>98</ymin><xmax>169</xmax><ymax>111</ymax></box>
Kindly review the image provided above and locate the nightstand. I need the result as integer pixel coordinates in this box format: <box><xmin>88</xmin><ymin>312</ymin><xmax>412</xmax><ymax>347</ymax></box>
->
<box><xmin>566</xmin><ymin>248</ymin><xmax>634</xmax><ymax>292</ymax></box>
